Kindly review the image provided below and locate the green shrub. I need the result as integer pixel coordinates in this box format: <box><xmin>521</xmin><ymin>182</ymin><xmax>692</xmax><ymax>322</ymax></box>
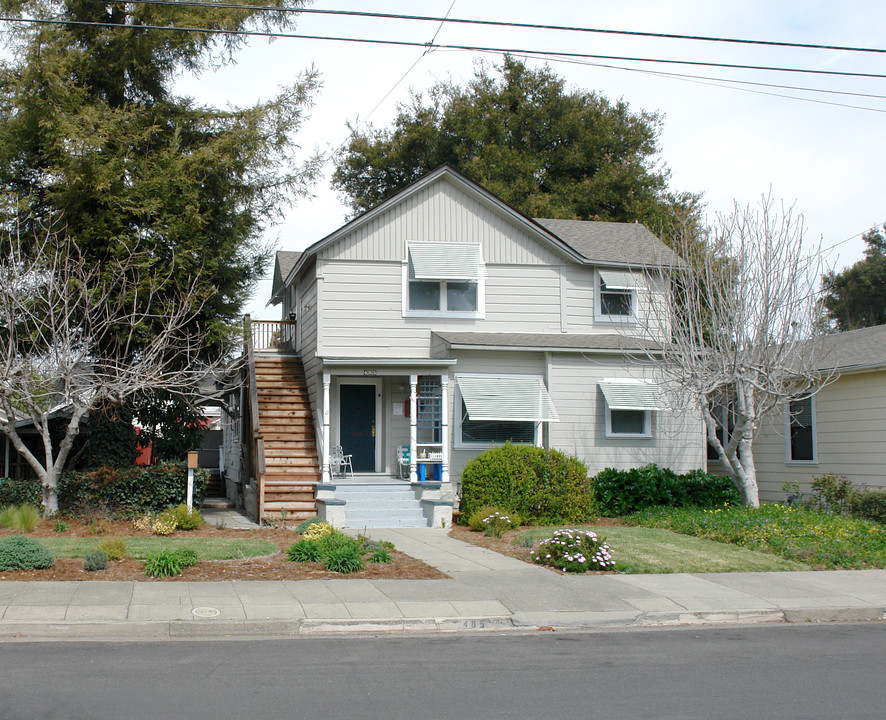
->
<box><xmin>58</xmin><ymin>462</ymin><xmax>207</xmax><ymax>514</ymax></box>
<box><xmin>98</xmin><ymin>537</ymin><xmax>127</xmax><ymax>561</ymax></box>
<box><xmin>296</xmin><ymin>516</ymin><xmax>324</xmax><ymax>534</ymax></box>
<box><xmin>317</xmin><ymin>530</ymin><xmax>362</xmax><ymax>555</ymax></box>
<box><xmin>466</xmin><ymin>505</ymin><xmax>521</xmax><ymax>533</ymax></box>
<box><xmin>171</xmin><ymin>504</ymin><xmax>203</xmax><ymax>530</ymax></box>
<box><xmin>459</xmin><ymin>443</ymin><xmax>596</xmax><ymax>525</ymax></box>
<box><xmin>172</xmin><ymin>548</ymin><xmax>199</xmax><ymax>568</ymax></box>
<box><xmin>0</xmin><ymin>536</ymin><xmax>55</xmax><ymax>571</ymax></box>
<box><xmin>368</xmin><ymin>547</ymin><xmax>392</xmax><ymax>563</ymax></box>
<box><xmin>847</xmin><ymin>488</ymin><xmax>886</xmax><ymax>525</ymax></box>
<box><xmin>287</xmin><ymin>539</ymin><xmax>322</xmax><ymax>562</ymax></box>
<box><xmin>0</xmin><ymin>478</ymin><xmax>42</xmax><ymax>507</ymax></box>
<box><xmin>593</xmin><ymin>464</ymin><xmax>740</xmax><ymax>516</ymax></box>
<box><xmin>808</xmin><ymin>473</ymin><xmax>854</xmax><ymax>514</ymax></box>
<box><xmin>143</xmin><ymin>549</ymin><xmax>184</xmax><ymax>577</ymax></box>
<box><xmin>84</xmin><ymin>549</ymin><xmax>109</xmax><ymax>572</ymax></box>
<box><xmin>0</xmin><ymin>504</ymin><xmax>41</xmax><ymax>532</ymax></box>
<box><xmin>323</xmin><ymin>544</ymin><xmax>365</xmax><ymax>574</ymax></box>
<box><xmin>530</xmin><ymin>528</ymin><xmax>616</xmax><ymax>573</ymax></box>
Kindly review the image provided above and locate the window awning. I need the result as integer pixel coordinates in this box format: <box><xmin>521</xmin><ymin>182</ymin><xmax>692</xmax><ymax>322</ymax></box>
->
<box><xmin>599</xmin><ymin>382</ymin><xmax>664</xmax><ymax>411</ymax></box>
<box><xmin>457</xmin><ymin>376</ymin><xmax>559</xmax><ymax>422</ymax></box>
<box><xmin>409</xmin><ymin>243</ymin><xmax>482</xmax><ymax>281</ymax></box>
<box><xmin>599</xmin><ymin>269</ymin><xmax>638</xmax><ymax>290</ymax></box>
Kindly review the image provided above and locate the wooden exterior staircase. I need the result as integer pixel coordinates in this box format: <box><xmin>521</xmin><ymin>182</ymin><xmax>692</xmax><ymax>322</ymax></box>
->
<box><xmin>250</xmin><ymin>351</ymin><xmax>320</xmax><ymax>523</ymax></box>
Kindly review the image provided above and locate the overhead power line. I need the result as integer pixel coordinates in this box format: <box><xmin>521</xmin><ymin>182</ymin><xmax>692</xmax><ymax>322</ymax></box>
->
<box><xmin>122</xmin><ymin>1</ymin><xmax>886</xmax><ymax>56</ymax></box>
<box><xmin>2</xmin><ymin>15</ymin><xmax>886</xmax><ymax>81</ymax></box>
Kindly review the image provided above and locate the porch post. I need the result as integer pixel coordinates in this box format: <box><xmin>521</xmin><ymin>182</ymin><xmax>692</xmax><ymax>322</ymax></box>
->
<box><xmin>322</xmin><ymin>373</ymin><xmax>331</xmax><ymax>483</ymax></box>
<box><xmin>409</xmin><ymin>374</ymin><xmax>418</xmax><ymax>483</ymax></box>
<box><xmin>440</xmin><ymin>374</ymin><xmax>450</xmax><ymax>484</ymax></box>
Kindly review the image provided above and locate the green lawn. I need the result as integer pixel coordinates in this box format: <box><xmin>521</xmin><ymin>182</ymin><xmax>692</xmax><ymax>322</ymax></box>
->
<box><xmin>40</xmin><ymin>537</ymin><xmax>280</xmax><ymax>562</ymax></box>
<box><xmin>516</xmin><ymin>525</ymin><xmax>808</xmax><ymax>573</ymax></box>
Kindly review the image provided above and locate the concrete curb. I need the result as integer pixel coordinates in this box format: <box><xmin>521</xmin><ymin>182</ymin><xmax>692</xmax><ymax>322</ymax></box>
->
<box><xmin>0</xmin><ymin>606</ymin><xmax>883</xmax><ymax>641</ymax></box>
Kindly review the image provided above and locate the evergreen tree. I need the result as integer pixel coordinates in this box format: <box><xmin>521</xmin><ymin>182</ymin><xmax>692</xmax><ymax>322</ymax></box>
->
<box><xmin>821</xmin><ymin>225</ymin><xmax>886</xmax><ymax>331</ymax></box>
<box><xmin>332</xmin><ymin>55</ymin><xmax>700</xmax><ymax>238</ymax></box>
<box><xmin>0</xmin><ymin>0</ymin><xmax>320</xmax><ymax>357</ymax></box>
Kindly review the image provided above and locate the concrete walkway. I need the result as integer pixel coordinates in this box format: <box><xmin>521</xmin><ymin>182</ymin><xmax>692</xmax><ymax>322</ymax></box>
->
<box><xmin>1</xmin><ymin>526</ymin><xmax>884</xmax><ymax>640</ymax></box>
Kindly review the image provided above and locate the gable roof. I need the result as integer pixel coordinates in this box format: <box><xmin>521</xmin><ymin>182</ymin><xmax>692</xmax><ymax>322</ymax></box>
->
<box><xmin>273</xmin><ymin>165</ymin><xmax>679</xmax><ymax>298</ymax></box>
<box><xmin>270</xmin><ymin>250</ymin><xmax>301</xmax><ymax>303</ymax></box>
<box><xmin>816</xmin><ymin>324</ymin><xmax>886</xmax><ymax>374</ymax></box>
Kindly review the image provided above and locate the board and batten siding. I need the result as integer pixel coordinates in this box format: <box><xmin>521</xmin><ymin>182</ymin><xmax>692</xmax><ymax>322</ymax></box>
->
<box><xmin>318</xmin><ymin>177</ymin><xmax>567</xmax><ymax>267</ymax></box>
<box><xmin>753</xmin><ymin>369</ymin><xmax>886</xmax><ymax>501</ymax></box>
<box><xmin>546</xmin><ymin>354</ymin><xmax>704</xmax><ymax>475</ymax></box>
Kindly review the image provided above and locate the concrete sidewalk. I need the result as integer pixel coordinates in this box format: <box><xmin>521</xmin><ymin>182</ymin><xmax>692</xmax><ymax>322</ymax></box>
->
<box><xmin>1</xmin><ymin>527</ymin><xmax>884</xmax><ymax>640</ymax></box>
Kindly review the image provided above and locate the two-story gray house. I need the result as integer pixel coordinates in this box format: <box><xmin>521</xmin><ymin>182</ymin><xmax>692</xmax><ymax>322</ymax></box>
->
<box><xmin>224</xmin><ymin>165</ymin><xmax>704</xmax><ymax>527</ymax></box>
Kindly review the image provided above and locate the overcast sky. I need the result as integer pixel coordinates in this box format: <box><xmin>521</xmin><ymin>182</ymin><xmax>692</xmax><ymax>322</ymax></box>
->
<box><xmin>174</xmin><ymin>1</ymin><xmax>886</xmax><ymax>319</ymax></box>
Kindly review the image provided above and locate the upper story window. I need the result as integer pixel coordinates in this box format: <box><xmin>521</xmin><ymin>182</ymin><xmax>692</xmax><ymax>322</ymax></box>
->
<box><xmin>404</xmin><ymin>242</ymin><xmax>484</xmax><ymax>318</ymax></box>
<box><xmin>596</xmin><ymin>269</ymin><xmax>638</xmax><ymax>321</ymax></box>
<box><xmin>786</xmin><ymin>396</ymin><xmax>816</xmax><ymax>463</ymax></box>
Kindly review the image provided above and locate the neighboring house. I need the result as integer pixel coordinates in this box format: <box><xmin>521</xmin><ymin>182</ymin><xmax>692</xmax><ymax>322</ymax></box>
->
<box><xmin>751</xmin><ymin>324</ymin><xmax>886</xmax><ymax>501</ymax></box>
<box><xmin>226</xmin><ymin>165</ymin><xmax>704</xmax><ymax>526</ymax></box>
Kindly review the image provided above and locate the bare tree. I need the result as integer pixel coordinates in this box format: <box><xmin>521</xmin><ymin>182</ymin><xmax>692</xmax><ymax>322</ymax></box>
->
<box><xmin>642</xmin><ymin>194</ymin><xmax>830</xmax><ymax>506</ymax></box>
<box><xmin>0</xmin><ymin>227</ymin><xmax>230</xmax><ymax>515</ymax></box>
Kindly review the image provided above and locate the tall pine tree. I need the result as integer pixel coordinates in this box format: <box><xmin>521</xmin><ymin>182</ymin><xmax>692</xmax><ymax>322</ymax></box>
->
<box><xmin>0</xmin><ymin>0</ymin><xmax>320</xmax><ymax>357</ymax></box>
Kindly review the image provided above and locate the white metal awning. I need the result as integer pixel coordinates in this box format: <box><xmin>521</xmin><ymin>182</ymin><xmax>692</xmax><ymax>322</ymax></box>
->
<box><xmin>409</xmin><ymin>242</ymin><xmax>482</xmax><ymax>281</ymax></box>
<box><xmin>457</xmin><ymin>375</ymin><xmax>559</xmax><ymax>422</ymax></box>
<box><xmin>599</xmin><ymin>382</ymin><xmax>664</xmax><ymax>411</ymax></box>
<box><xmin>598</xmin><ymin>269</ymin><xmax>638</xmax><ymax>290</ymax></box>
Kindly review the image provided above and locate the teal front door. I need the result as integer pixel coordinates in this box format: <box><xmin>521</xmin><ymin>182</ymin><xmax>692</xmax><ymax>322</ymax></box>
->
<box><xmin>339</xmin><ymin>384</ymin><xmax>376</xmax><ymax>472</ymax></box>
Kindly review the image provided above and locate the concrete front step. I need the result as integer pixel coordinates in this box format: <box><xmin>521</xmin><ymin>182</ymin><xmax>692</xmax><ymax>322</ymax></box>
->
<box><xmin>329</xmin><ymin>483</ymin><xmax>430</xmax><ymax>528</ymax></box>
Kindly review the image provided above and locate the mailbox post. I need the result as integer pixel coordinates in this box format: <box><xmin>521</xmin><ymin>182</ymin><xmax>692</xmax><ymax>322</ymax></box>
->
<box><xmin>186</xmin><ymin>451</ymin><xmax>199</xmax><ymax>511</ymax></box>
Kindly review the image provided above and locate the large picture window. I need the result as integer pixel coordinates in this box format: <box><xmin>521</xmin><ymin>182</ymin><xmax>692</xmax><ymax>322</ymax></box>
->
<box><xmin>405</xmin><ymin>242</ymin><xmax>483</xmax><ymax>316</ymax></box>
<box><xmin>787</xmin><ymin>396</ymin><xmax>816</xmax><ymax>462</ymax></box>
<box><xmin>455</xmin><ymin>374</ymin><xmax>558</xmax><ymax>447</ymax></box>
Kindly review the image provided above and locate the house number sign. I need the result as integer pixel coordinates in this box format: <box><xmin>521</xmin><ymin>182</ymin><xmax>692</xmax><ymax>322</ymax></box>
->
<box><xmin>363</xmin><ymin>369</ymin><xmax>377</xmax><ymax>376</ymax></box>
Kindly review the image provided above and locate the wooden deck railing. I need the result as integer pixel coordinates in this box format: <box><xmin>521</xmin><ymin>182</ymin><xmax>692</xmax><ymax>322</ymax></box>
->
<box><xmin>248</xmin><ymin>319</ymin><xmax>297</xmax><ymax>352</ymax></box>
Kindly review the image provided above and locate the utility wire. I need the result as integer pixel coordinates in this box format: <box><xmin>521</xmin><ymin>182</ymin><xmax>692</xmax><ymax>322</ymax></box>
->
<box><xmin>120</xmin><ymin>1</ymin><xmax>886</xmax><ymax>56</ymax></box>
<box><xmin>2</xmin><ymin>15</ymin><xmax>885</xmax><ymax>80</ymax></box>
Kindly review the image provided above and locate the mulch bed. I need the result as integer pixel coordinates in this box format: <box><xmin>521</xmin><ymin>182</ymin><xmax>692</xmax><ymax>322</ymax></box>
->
<box><xmin>0</xmin><ymin>518</ymin><xmax>446</xmax><ymax>582</ymax></box>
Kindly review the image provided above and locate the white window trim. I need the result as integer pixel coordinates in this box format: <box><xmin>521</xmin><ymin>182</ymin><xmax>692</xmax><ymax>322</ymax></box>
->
<box><xmin>601</xmin><ymin>379</ymin><xmax>655</xmax><ymax>439</ymax></box>
<box><xmin>454</xmin><ymin>373</ymin><xmax>544</xmax><ymax>448</ymax></box>
<box><xmin>784</xmin><ymin>395</ymin><xmax>817</xmax><ymax>465</ymax></box>
<box><xmin>402</xmin><ymin>242</ymin><xmax>486</xmax><ymax>319</ymax></box>
<box><xmin>594</xmin><ymin>269</ymin><xmax>637</xmax><ymax>323</ymax></box>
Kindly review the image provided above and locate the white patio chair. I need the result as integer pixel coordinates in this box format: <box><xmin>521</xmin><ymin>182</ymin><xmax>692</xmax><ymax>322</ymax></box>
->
<box><xmin>330</xmin><ymin>445</ymin><xmax>353</xmax><ymax>479</ymax></box>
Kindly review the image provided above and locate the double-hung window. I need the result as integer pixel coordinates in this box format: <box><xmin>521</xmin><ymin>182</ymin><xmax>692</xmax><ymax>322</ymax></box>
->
<box><xmin>455</xmin><ymin>374</ymin><xmax>558</xmax><ymax>446</ymax></box>
<box><xmin>405</xmin><ymin>242</ymin><xmax>484</xmax><ymax>317</ymax></box>
<box><xmin>599</xmin><ymin>380</ymin><xmax>662</xmax><ymax>438</ymax></box>
<box><xmin>596</xmin><ymin>269</ymin><xmax>638</xmax><ymax>320</ymax></box>
<box><xmin>786</xmin><ymin>396</ymin><xmax>816</xmax><ymax>463</ymax></box>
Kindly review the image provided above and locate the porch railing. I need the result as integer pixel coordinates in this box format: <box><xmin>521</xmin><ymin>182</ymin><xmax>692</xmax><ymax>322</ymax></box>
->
<box><xmin>247</xmin><ymin>318</ymin><xmax>297</xmax><ymax>352</ymax></box>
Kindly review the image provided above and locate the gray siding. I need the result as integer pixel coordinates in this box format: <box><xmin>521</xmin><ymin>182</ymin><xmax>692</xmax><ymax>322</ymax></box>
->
<box><xmin>754</xmin><ymin>369</ymin><xmax>886</xmax><ymax>501</ymax></box>
<box><xmin>319</xmin><ymin>177</ymin><xmax>567</xmax><ymax>266</ymax></box>
<box><xmin>547</xmin><ymin>354</ymin><xmax>703</xmax><ymax>475</ymax></box>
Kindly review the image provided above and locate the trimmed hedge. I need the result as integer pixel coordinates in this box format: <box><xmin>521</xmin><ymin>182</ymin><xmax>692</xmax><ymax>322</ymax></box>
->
<box><xmin>594</xmin><ymin>464</ymin><xmax>741</xmax><ymax>516</ymax></box>
<box><xmin>846</xmin><ymin>488</ymin><xmax>886</xmax><ymax>525</ymax></box>
<box><xmin>58</xmin><ymin>462</ymin><xmax>207</xmax><ymax>514</ymax></box>
<box><xmin>459</xmin><ymin>443</ymin><xmax>596</xmax><ymax>525</ymax></box>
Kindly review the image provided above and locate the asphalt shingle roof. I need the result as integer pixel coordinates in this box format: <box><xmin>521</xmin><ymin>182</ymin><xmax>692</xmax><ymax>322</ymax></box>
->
<box><xmin>533</xmin><ymin>218</ymin><xmax>681</xmax><ymax>267</ymax></box>
<box><xmin>816</xmin><ymin>324</ymin><xmax>886</xmax><ymax>372</ymax></box>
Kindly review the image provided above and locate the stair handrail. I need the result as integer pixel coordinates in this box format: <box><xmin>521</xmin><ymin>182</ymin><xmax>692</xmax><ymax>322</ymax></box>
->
<box><xmin>243</xmin><ymin>315</ymin><xmax>266</xmax><ymax>480</ymax></box>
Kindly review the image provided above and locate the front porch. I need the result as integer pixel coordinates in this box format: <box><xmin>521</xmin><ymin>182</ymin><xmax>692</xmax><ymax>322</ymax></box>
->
<box><xmin>317</xmin><ymin>361</ymin><xmax>457</xmax><ymax>528</ymax></box>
